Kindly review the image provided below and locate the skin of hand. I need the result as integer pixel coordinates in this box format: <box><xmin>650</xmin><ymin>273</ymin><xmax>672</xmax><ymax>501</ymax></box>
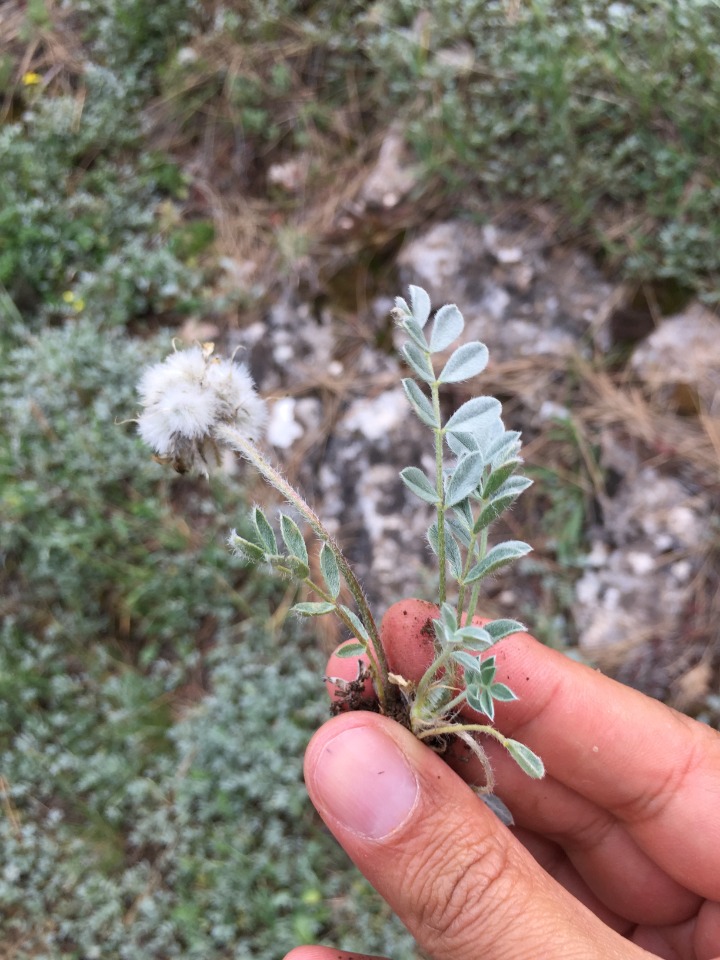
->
<box><xmin>283</xmin><ymin>599</ymin><xmax>720</xmax><ymax>960</ymax></box>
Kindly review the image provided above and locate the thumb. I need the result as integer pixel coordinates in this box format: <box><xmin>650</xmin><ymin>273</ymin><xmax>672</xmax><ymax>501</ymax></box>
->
<box><xmin>304</xmin><ymin>712</ymin><xmax>645</xmax><ymax>960</ymax></box>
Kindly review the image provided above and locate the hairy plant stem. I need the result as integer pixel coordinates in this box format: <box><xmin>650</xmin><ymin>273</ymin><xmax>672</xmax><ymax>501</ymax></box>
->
<box><xmin>431</xmin><ymin>379</ymin><xmax>447</xmax><ymax>605</ymax></box>
<box><xmin>297</xmin><ymin>575</ymin><xmax>383</xmax><ymax>673</ymax></box>
<box><xmin>416</xmin><ymin>721</ymin><xmax>507</xmax><ymax>748</ymax></box>
<box><xmin>214</xmin><ymin>423</ymin><xmax>390</xmax><ymax>707</ymax></box>
<box><xmin>456</xmin><ymin>493</ymin><xmax>493</xmax><ymax>623</ymax></box>
<box><xmin>465</xmin><ymin>527</ymin><xmax>488</xmax><ymax>625</ymax></box>
<box><xmin>418</xmin><ymin>725</ymin><xmax>495</xmax><ymax>794</ymax></box>
<box><xmin>416</xmin><ymin>722</ymin><xmax>508</xmax><ymax>794</ymax></box>
<box><xmin>411</xmin><ymin>646</ymin><xmax>456</xmax><ymax>722</ymax></box>
<box><xmin>456</xmin><ymin>526</ymin><xmax>479</xmax><ymax>623</ymax></box>
<box><xmin>439</xmin><ymin>688</ymin><xmax>473</xmax><ymax>716</ymax></box>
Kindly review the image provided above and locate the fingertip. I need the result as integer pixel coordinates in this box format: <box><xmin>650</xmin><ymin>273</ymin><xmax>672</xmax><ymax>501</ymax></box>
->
<box><xmin>379</xmin><ymin>597</ymin><xmax>438</xmax><ymax>680</ymax></box>
<box><xmin>380</xmin><ymin>598</ymin><xmax>502</xmax><ymax>681</ymax></box>
<box><xmin>303</xmin><ymin>711</ymin><xmax>422</xmax><ymax>841</ymax></box>
<box><xmin>324</xmin><ymin>642</ymin><xmax>374</xmax><ymax>705</ymax></box>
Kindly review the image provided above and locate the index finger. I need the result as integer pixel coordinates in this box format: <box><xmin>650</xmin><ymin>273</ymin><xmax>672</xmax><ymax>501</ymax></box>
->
<box><xmin>381</xmin><ymin>599</ymin><xmax>720</xmax><ymax>901</ymax></box>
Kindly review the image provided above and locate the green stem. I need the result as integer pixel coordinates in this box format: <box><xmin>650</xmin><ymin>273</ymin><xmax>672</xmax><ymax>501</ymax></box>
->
<box><xmin>300</xmin><ymin>576</ymin><xmax>336</xmax><ymax>607</ymax></box>
<box><xmin>464</xmin><ymin>527</ymin><xmax>488</xmax><ymax>626</ymax></box>
<box><xmin>214</xmin><ymin>424</ymin><xmax>390</xmax><ymax>706</ymax></box>
<box><xmin>439</xmin><ymin>688</ymin><xmax>472</xmax><ymax>716</ymax></box>
<box><xmin>431</xmin><ymin>379</ymin><xmax>446</xmax><ymax>605</ymax></box>
<box><xmin>457</xmin><ymin>485</ymin><xmax>496</xmax><ymax>623</ymax></box>
<box><xmin>302</xmin><ymin>576</ymin><xmax>385</xmax><ymax>698</ymax></box>
<box><xmin>416</xmin><ymin>722</ymin><xmax>507</xmax><ymax>747</ymax></box>
<box><xmin>411</xmin><ymin>646</ymin><xmax>457</xmax><ymax>720</ymax></box>
<box><xmin>456</xmin><ymin>524</ymin><xmax>480</xmax><ymax>624</ymax></box>
<box><xmin>456</xmin><ymin>585</ymin><xmax>466</xmax><ymax>624</ymax></box>
<box><xmin>417</xmin><ymin>723</ymin><xmax>499</xmax><ymax>793</ymax></box>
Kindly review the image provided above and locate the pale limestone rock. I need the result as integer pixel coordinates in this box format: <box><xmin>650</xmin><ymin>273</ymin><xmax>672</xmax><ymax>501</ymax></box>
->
<box><xmin>630</xmin><ymin>303</ymin><xmax>720</xmax><ymax>411</ymax></box>
<box><xmin>574</xmin><ymin>466</ymin><xmax>712</xmax><ymax>659</ymax></box>
<box><xmin>266</xmin><ymin>398</ymin><xmax>303</xmax><ymax>450</ymax></box>
<box><xmin>358</xmin><ymin>126</ymin><xmax>419</xmax><ymax>209</ymax></box>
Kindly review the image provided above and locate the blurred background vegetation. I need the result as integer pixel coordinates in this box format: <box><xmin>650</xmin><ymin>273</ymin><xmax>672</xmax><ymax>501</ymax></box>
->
<box><xmin>1</xmin><ymin>1</ymin><xmax>719</xmax><ymax>956</ymax></box>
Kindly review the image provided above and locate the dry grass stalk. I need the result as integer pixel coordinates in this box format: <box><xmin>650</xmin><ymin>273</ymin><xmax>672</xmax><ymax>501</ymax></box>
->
<box><xmin>580</xmin><ymin>364</ymin><xmax>720</xmax><ymax>487</ymax></box>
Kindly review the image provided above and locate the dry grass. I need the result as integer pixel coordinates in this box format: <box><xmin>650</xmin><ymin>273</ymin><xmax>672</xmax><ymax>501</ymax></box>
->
<box><xmin>580</xmin><ymin>362</ymin><xmax>720</xmax><ymax>489</ymax></box>
<box><xmin>1</xmin><ymin>0</ymin><xmax>86</xmax><ymax>110</ymax></box>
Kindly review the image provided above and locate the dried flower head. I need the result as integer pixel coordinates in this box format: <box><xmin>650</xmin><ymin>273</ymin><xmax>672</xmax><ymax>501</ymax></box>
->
<box><xmin>136</xmin><ymin>342</ymin><xmax>266</xmax><ymax>475</ymax></box>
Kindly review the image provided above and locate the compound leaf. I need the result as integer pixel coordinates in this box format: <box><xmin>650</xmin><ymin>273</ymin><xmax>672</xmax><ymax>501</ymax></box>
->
<box><xmin>452</xmin><ymin>649</ymin><xmax>482</xmax><ymax>677</ymax></box>
<box><xmin>446</xmin><ymin>429</ymin><xmax>479</xmax><ymax>457</ymax></box>
<box><xmin>484</xmin><ymin>619</ymin><xmax>526</xmax><ymax>641</ymax></box>
<box><xmin>480</xmin><ymin>656</ymin><xmax>497</xmax><ymax>685</ymax></box>
<box><xmin>467</xmin><ymin>685</ymin><xmax>495</xmax><ymax>720</ymax></box>
<box><xmin>486</xmin><ymin>431</ymin><xmax>522</xmax><ymax>469</ymax></box>
<box><xmin>474</xmin><ymin>476</ymin><xmax>533</xmax><ymax>531</ymax></box>
<box><xmin>253</xmin><ymin>507</ymin><xmax>277</xmax><ymax>555</ymax></box>
<box><xmin>454</xmin><ymin>625</ymin><xmax>493</xmax><ymax>651</ymax></box>
<box><xmin>445</xmin><ymin>396</ymin><xmax>502</xmax><ymax>439</ymax></box>
<box><xmin>446</xmin><ymin>452</ymin><xmax>485</xmax><ymax>507</ymax></box>
<box><xmin>446</xmin><ymin>515</ymin><xmax>472</xmax><ymax>548</ymax></box>
<box><xmin>446</xmin><ymin>528</ymin><xmax>463</xmax><ymax>578</ymax></box>
<box><xmin>394</xmin><ymin>295</ymin><xmax>411</xmax><ymax>316</ymax></box>
<box><xmin>483</xmin><ymin>460</ymin><xmax>522</xmax><ymax>498</ymax></box>
<box><xmin>340</xmin><ymin>605</ymin><xmax>371</xmax><ymax>643</ymax></box>
<box><xmin>491</xmin><ymin>682</ymin><xmax>518</xmax><ymax>702</ymax></box>
<box><xmin>335</xmin><ymin>641</ymin><xmax>367</xmax><ymax>658</ymax></box>
<box><xmin>402</xmin><ymin>316</ymin><xmax>430</xmax><ymax>351</ymax></box>
<box><xmin>402</xmin><ymin>342</ymin><xmax>435</xmax><ymax>383</ymax></box>
<box><xmin>227</xmin><ymin>530</ymin><xmax>265</xmax><ymax>564</ymax></box>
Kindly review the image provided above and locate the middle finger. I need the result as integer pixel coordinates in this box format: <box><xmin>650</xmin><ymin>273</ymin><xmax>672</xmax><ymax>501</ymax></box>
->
<box><xmin>448</xmin><ymin>737</ymin><xmax>702</xmax><ymax>926</ymax></box>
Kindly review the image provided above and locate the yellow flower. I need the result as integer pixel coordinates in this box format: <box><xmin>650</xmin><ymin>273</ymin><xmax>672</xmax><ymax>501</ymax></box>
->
<box><xmin>22</xmin><ymin>72</ymin><xmax>42</xmax><ymax>87</ymax></box>
<box><xmin>62</xmin><ymin>291</ymin><xmax>85</xmax><ymax>312</ymax></box>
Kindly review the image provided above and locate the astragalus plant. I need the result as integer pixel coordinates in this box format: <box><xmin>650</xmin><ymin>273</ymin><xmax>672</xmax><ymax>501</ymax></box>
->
<box><xmin>133</xmin><ymin>286</ymin><xmax>544</xmax><ymax>793</ymax></box>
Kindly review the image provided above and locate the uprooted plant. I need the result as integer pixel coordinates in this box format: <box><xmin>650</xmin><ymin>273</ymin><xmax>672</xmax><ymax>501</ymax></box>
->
<box><xmin>132</xmin><ymin>285</ymin><xmax>544</xmax><ymax>798</ymax></box>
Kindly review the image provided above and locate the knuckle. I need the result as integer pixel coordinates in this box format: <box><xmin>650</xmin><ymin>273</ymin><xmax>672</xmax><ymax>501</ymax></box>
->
<box><xmin>615</xmin><ymin>736</ymin><xmax>707</xmax><ymax>825</ymax></box>
<box><xmin>557</xmin><ymin>808</ymin><xmax>615</xmax><ymax>851</ymax></box>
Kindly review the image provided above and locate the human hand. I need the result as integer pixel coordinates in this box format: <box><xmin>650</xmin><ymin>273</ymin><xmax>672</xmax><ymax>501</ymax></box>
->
<box><xmin>284</xmin><ymin>599</ymin><xmax>720</xmax><ymax>960</ymax></box>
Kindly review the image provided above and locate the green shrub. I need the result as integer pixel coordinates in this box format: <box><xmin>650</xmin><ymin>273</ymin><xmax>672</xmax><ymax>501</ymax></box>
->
<box><xmin>0</xmin><ymin>625</ymin><xmax>415</xmax><ymax>960</ymax></box>
<box><xmin>64</xmin><ymin>0</ymin><xmax>202</xmax><ymax>88</ymax></box>
<box><xmin>0</xmin><ymin>65</ymin><xmax>200</xmax><ymax>325</ymax></box>
<box><xmin>0</xmin><ymin>620</ymin><xmax>419</xmax><ymax>958</ymax></box>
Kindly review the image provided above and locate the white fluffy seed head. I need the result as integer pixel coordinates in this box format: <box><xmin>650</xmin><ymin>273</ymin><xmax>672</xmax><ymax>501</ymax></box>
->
<box><xmin>204</xmin><ymin>358</ymin><xmax>267</xmax><ymax>436</ymax></box>
<box><xmin>137</xmin><ymin>383</ymin><xmax>219</xmax><ymax>453</ymax></box>
<box><xmin>136</xmin><ymin>344</ymin><xmax>266</xmax><ymax>474</ymax></box>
